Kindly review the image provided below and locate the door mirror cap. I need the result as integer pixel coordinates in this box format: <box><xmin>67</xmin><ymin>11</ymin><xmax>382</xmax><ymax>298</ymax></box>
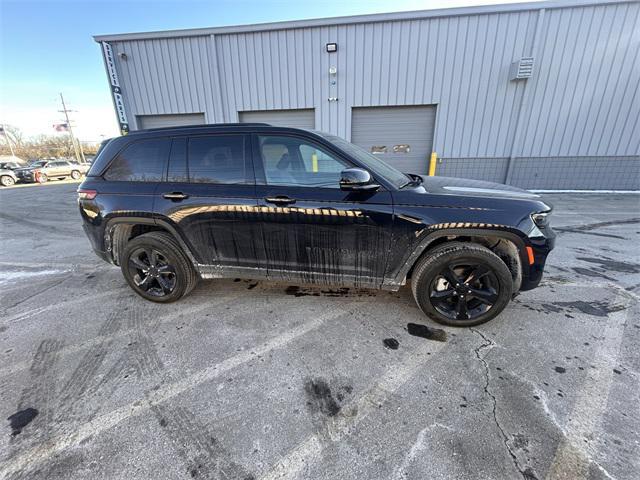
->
<box><xmin>339</xmin><ymin>168</ymin><xmax>380</xmax><ymax>191</ymax></box>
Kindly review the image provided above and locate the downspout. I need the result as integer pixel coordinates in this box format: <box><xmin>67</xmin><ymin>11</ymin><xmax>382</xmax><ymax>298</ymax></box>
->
<box><xmin>504</xmin><ymin>8</ymin><xmax>545</xmax><ymax>184</ymax></box>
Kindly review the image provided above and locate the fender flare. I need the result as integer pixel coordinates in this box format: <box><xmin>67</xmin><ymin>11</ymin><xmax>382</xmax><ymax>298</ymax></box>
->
<box><xmin>386</xmin><ymin>226</ymin><xmax>531</xmax><ymax>287</ymax></box>
<box><xmin>104</xmin><ymin>216</ymin><xmax>201</xmax><ymax>267</ymax></box>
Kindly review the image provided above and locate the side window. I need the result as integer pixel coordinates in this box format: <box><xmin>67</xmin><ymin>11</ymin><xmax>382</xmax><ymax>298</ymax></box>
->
<box><xmin>258</xmin><ymin>135</ymin><xmax>350</xmax><ymax>188</ymax></box>
<box><xmin>104</xmin><ymin>138</ymin><xmax>170</xmax><ymax>182</ymax></box>
<box><xmin>188</xmin><ymin>135</ymin><xmax>247</xmax><ymax>184</ymax></box>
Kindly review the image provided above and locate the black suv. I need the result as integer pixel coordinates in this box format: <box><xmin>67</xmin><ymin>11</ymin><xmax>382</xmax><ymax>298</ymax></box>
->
<box><xmin>78</xmin><ymin>124</ymin><xmax>555</xmax><ymax>326</ymax></box>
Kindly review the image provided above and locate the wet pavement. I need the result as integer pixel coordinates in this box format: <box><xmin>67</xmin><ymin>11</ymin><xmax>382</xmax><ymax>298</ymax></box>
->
<box><xmin>0</xmin><ymin>184</ymin><xmax>638</xmax><ymax>480</ymax></box>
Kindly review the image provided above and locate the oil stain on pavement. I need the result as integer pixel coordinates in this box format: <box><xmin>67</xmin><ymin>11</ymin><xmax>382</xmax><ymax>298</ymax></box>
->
<box><xmin>7</xmin><ymin>408</ymin><xmax>38</xmax><ymax>436</ymax></box>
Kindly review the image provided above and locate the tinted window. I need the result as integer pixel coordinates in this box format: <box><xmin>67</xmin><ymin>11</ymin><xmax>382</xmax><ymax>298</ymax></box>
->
<box><xmin>258</xmin><ymin>135</ymin><xmax>350</xmax><ymax>188</ymax></box>
<box><xmin>188</xmin><ymin>135</ymin><xmax>247</xmax><ymax>184</ymax></box>
<box><xmin>104</xmin><ymin>138</ymin><xmax>170</xmax><ymax>182</ymax></box>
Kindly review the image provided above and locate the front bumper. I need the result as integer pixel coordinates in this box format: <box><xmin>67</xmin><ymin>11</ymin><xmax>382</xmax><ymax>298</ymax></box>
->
<box><xmin>520</xmin><ymin>226</ymin><xmax>556</xmax><ymax>291</ymax></box>
<box><xmin>15</xmin><ymin>172</ymin><xmax>35</xmax><ymax>182</ymax></box>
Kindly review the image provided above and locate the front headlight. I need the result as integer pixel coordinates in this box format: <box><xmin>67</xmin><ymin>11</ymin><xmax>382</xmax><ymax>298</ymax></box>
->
<box><xmin>531</xmin><ymin>211</ymin><xmax>551</xmax><ymax>228</ymax></box>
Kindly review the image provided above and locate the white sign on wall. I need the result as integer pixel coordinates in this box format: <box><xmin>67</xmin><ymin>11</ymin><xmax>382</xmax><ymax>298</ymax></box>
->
<box><xmin>102</xmin><ymin>42</ymin><xmax>129</xmax><ymax>134</ymax></box>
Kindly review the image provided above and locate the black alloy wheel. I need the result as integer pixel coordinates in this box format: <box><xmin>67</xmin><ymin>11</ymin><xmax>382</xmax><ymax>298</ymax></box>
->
<box><xmin>429</xmin><ymin>263</ymin><xmax>499</xmax><ymax>321</ymax></box>
<box><xmin>412</xmin><ymin>242</ymin><xmax>513</xmax><ymax>327</ymax></box>
<box><xmin>127</xmin><ymin>247</ymin><xmax>177</xmax><ymax>297</ymax></box>
<box><xmin>120</xmin><ymin>231</ymin><xmax>199</xmax><ymax>303</ymax></box>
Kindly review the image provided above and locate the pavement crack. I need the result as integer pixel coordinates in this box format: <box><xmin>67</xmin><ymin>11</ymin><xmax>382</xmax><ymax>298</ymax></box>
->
<box><xmin>471</xmin><ymin>328</ymin><xmax>534</xmax><ymax>480</ymax></box>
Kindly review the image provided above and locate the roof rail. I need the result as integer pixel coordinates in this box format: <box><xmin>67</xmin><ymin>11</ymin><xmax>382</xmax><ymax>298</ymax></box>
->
<box><xmin>133</xmin><ymin>122</ymin><xmax>270</xmax><ymax>133</ymax></box>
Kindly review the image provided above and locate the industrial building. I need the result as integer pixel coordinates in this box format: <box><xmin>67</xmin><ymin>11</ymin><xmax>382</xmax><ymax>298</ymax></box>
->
<box><xmin>95</xmin><ymin>0</ymin><xmax>640</xmax><ymax>190</ymax></box>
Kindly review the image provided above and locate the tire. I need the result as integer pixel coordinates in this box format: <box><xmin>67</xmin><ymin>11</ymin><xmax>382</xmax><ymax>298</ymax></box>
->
<box><xmin>38</xmin><ymin>173</ymin><xmax>48</xmax><ymax>183</ymax></box>
<box><xmin>120</xmin><ymin>231</ymin><xmax>198</xmax><ymax>303</ymax></box>
<box><xmin>1</xmin><ymin>175</ymin><xmax>15</xmax><ymax>187</ymax></box>
<box><xmin>411</xmin><ymin>242</ymin><xmax>513</xmax><ymax>327</ymax></box>
<box><xmin>71</xmin><ymin>170</ymin><xmax>81</xmax><ymax>180</ymax></box>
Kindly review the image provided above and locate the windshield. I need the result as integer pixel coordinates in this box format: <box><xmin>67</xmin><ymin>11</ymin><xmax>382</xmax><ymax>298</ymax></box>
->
<box><xmin>317</xmin><ymin>133</ymin><xmax>410</xmax><ymax>189</ymax></box>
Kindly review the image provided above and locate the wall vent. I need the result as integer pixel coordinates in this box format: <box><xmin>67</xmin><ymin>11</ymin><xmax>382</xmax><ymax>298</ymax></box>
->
<box><xmin>510</xmin><ymin>57</ymin><xmax>534</xmax><ymax>80</ymax></box>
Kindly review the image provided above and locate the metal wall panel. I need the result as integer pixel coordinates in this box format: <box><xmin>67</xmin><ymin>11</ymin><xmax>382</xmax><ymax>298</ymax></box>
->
<box><xmin>351</xmin><ymin>106</ymin><xmax>436</xmax><ymax>174</ymax></box>
<box><xmin>111</xmin><ymin>36</ymin><xmax>216</xmax><ymax>129</ymax></box>
<box><xmin>238</xmin><ymin>109</ymin><xmax>315</xmax><ymax>128</ymax></box>
<box><xmin>137</xmin><ymin>113</ymin><xmax>206</xmax><ymax>129</ymax></box>
<box><xmin>105</xmin><ymin>1</ymin><xmax>640</xmax><ymax>188</ymax></box>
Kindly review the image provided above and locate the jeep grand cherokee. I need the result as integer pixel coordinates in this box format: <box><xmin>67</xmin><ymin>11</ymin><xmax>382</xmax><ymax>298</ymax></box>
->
<box><xmin>78</xmin><ymin>124</ymin><xmax>555</xmax><ymax>326</ymax></box>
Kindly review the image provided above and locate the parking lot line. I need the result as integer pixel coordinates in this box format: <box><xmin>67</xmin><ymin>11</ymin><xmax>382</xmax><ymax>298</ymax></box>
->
<box><xmin>259</xmin><ymin>339</ymin><xmax>446</xmax><ymax>480</ymax></box>
<box><xmin>545</xmin><ymin>294</ymin><xmax>632</xmax><ymax>480</ymax></box>
<box><xmin>0</xmin><ymin>305</ymin><xmax>349</xmax><ymax>479</ymax></box>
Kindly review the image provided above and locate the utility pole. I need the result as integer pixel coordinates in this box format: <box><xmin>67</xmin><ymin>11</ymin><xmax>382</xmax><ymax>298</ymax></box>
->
<box><xmin>1</xmin><ymin>125</ymin><xmax>16</xmax><ymax>157</ymax></box>
<box><xmin>59</xmin><ymin>93</ymin><xmax>85</xmax><ymax>163</ymax></box>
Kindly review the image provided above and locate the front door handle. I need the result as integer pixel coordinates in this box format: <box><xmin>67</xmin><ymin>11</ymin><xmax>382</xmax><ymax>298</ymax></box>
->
<box><xmin>163</xmin><ymin>192</ymin><xmax>189</xmax><ymax>201</ymax></box>
<box><xmin>265</xmin><ymin>196</ymin><xmax>296</xmax><ymax>205</ymax></box>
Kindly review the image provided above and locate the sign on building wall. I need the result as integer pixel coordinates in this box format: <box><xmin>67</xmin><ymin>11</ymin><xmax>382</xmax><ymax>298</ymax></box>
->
<box><xmin>101</xmin><ymin>42</ymin><xmax>129</xmax><ymax>135</ymax></box>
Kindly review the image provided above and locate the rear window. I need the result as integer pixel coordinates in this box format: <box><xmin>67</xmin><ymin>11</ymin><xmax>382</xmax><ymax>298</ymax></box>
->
<box><xmin>187</xmin><ymin>135</ymin><xmax>248</xmax><ymax>184</ymax></box>
<box><xmin>104</xmin><ymin>138</ymin><xmax>170</xmax><ymax>182</ymax></box>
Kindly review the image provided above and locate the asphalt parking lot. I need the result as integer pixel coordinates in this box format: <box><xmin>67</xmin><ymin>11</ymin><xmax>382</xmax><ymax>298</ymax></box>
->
<box><xmin>0</xmin><ymin>183</ymin><xmax>638</xmax><ymax>480</ymax></box>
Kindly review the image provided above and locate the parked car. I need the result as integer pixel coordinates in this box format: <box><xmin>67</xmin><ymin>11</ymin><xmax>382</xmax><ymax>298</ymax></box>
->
<box><xmin>78</xmin><ymin>124</ymin><xmax>555</xmax><ymax>326</ymax></box>
<box><xmin>0</xmin><ymin>161</ymin><xmax>23</xmax><ymax>170</ymax></box>
<box><xmin>0</xmin><ymin>168</ymin><xmax>17</xmax><ymax>187</ymax></box>
<box><xmin>14</xmin><ymin>160</ymin><xmax>89</xmax><ymax>183</ymax></box>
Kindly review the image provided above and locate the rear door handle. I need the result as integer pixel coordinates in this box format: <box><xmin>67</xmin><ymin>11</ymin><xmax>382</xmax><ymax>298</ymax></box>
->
<box><xmin>265</xmin><ymin>196</ymin><xmax>296</xmax><ymax>205</ymax></box>
<box><xmin>163</xmin><ymin>192</ymin><xmax>189</xmax><ymax>201</ymax></box>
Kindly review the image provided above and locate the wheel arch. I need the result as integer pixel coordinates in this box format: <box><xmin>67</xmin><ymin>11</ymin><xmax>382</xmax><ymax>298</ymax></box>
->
<box><xmin>104</xmin><ymin>217</ymin><xmax>199</xmax><ymax>268</ymax></box>
<box><xmin>392</xmin><ymin>228</ymin><xmax>529</xmax><ymax>292</ymax></box>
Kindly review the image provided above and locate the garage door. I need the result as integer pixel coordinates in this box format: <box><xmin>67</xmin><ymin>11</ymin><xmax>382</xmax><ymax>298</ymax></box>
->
<box><xmin>239</xmin><ymin>109</ymin><xmax>315</xmax><ymax>129</ymax></box>
<box><xmin>351</xmin><ymin>105</ymin><xmax>436</xmax><ymax>174</ymax></box>
<box><xmin>137</xmin><ymin>113</ymin><xmax>206</xmax><ymax>129</ymax></box>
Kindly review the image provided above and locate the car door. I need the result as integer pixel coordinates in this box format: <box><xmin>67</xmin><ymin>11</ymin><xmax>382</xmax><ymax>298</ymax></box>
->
<box><xmin>252</xmin><ymin>133</ymin><xmax>394</xmax><ymax>287</ymax></box>
<box><xmin>154</xmin><ymin>133</ymin><xmax>266</xmax><ymax>277</ymax></box>
<box><xmin>50</xmin><ymin>161</ymin><xmax>67</xmax><ymax>177</ymax></box>
<box><xmin>59</xmin><ymin>161</ymin><xmax>72</xmax><ymax>176</ymax></box>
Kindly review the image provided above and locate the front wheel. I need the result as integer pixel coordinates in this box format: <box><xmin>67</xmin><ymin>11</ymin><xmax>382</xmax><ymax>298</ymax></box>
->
<box><xmin>411</xmin><ymin>242</ymin><xmax>513</xmax><ymax>327</ymax></box>
<box><xmin>120</xmin><ymin>231</ymin><xmax>198</xmax><ymax>302</ymax></box>
<box><xmin>1</xmin><ymin>175</ymin><xmax>15</xmax><ymax>187</ymax></box>
<box><xmin>38</xmin><ymin>173</ymin><xmax>48</xmax><ymax>183</ymax></box>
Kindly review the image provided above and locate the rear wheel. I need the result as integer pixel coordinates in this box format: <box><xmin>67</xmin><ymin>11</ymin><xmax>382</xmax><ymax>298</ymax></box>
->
<box><xmin>71</xmin><ymin>170</ymin><xmax>81</xmax><ymax>180</ymax></box>
<box><xmin>411</xmin><ymin>242</ymin><xmax>513</xmax><ymax>327</ymax></box>
<box><xmin>1</xmin><ymin>175</ymin><xmax>15</xmax><ymax>187</ymax></box>
<box><xmin>121</xmin><ymin>231</ymin><xmax>198</xmax><ymax>302</ymax></box>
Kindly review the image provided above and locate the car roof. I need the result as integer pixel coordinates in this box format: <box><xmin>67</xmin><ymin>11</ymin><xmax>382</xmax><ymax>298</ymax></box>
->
<box><xmin>125</xmin><ymin>123</ymin><xmax>320</xmax><ymax>138</ymax></box>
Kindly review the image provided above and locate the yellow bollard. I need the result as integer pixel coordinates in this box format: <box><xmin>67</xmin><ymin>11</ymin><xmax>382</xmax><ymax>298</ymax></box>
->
<box><xmin>428</xmin><ymin>152</ymin><xmax>438</xmax><ymax>176</ymax></box>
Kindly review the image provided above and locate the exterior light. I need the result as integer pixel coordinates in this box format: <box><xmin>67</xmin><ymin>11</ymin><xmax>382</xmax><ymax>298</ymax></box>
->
<box><xmin>326</xmin><ymin>43</ymin><xmax>337</xmax><ymax>53</ymax></box>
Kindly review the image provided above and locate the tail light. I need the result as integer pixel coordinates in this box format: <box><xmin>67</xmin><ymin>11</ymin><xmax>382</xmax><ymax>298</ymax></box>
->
<box><xmin>78</xmin><ymin>189</ymin><xmax>97</xmax><ymax>200</ymax></box>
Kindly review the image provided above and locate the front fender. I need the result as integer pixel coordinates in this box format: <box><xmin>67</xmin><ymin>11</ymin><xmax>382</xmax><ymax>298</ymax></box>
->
<box><xmin>384</xmin><ymin>225</ymin><xmax>531</xmax><ymax>288</ymax></box>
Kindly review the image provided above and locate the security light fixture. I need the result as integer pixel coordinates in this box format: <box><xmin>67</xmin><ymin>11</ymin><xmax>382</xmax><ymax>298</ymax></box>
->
<box><xmin>326</xmin><ymin>43</ymin><xmax>337</xmax><ymax>53</ymax></box>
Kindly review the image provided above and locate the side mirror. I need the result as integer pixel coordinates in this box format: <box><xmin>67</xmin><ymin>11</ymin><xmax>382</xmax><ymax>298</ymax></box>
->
<box><xmin>339</xmin><ymin>168</ymin><xmax>380</xmax><ymax>191</ymax></box>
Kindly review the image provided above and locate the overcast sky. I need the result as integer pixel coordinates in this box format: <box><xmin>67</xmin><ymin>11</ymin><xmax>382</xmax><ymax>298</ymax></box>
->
<box><xmin>0</xmin><ymin>0</ymin><xmax>544</xmax><ymax>142</ymax></box>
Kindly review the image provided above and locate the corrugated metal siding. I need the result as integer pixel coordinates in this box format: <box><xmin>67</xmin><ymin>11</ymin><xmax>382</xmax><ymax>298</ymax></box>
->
<box><xmin>351</xmin><ymin>106</ymin><xmax>436</xmax><ymax>174</ymax></box>
<box><xmin>238</xmin><ymin>109</ymin><xmax>315</xmax><ymax>128</ymax></box>
<box><xmin>518</xmin><ymin>3</ymin><xmax>640</xmax><ymax>157</ymax></box>
<box><xmin>112</xmin><ymin>36</ymin><xmax>216</xmax><ymax>129</ymax></box>
<box><xmin>108</xmin><ymin>1</ymin><xmax>640</xmax><ymax>159</ymax></box>
<box><xmin>137</xmin><ymin>113</ymin><xmax>206</xmax><ymax>129</ymax></box>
